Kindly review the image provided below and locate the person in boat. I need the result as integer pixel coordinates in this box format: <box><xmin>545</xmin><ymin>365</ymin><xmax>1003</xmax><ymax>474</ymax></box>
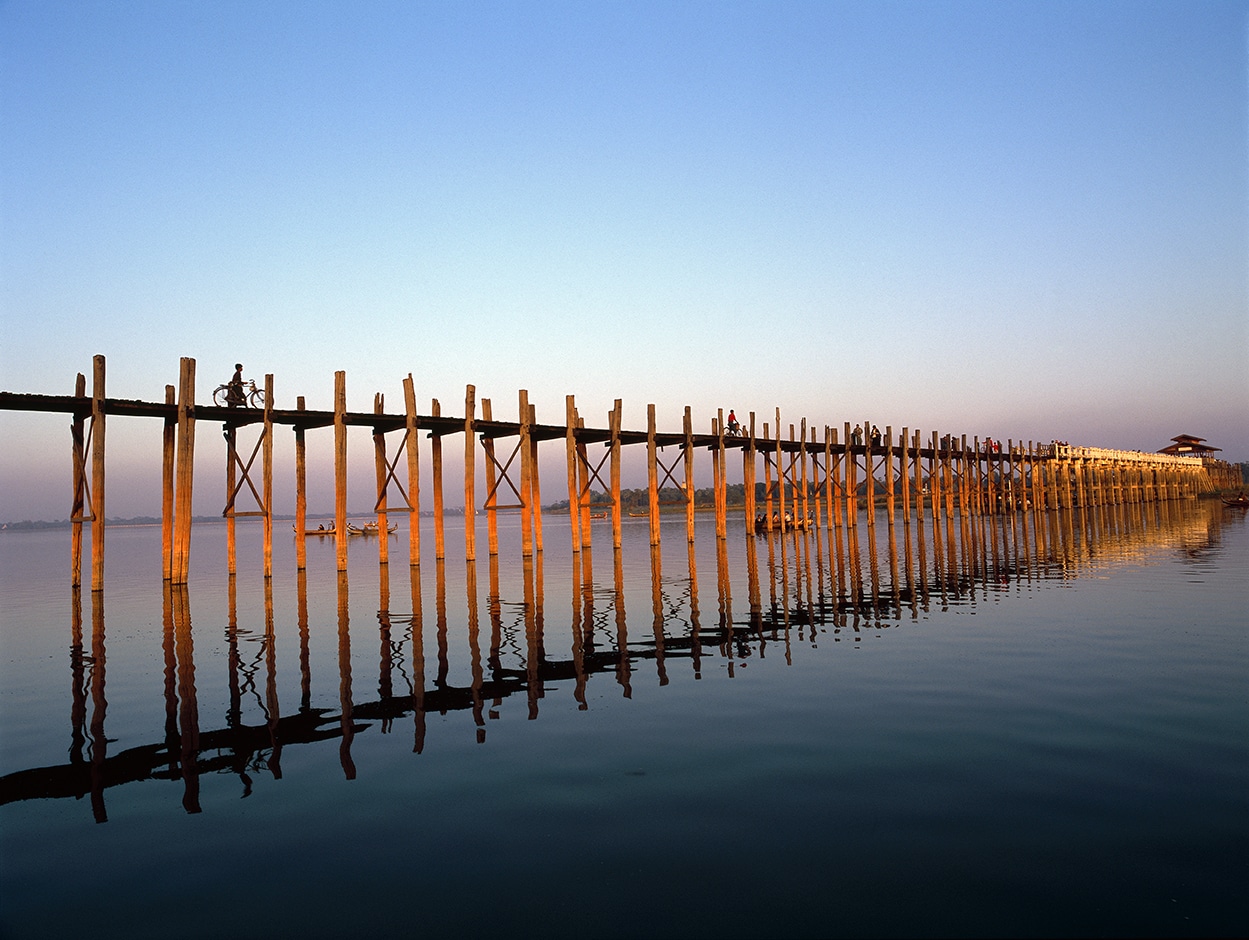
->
<box><xmin>227</xmin><ymin>363</ymin><xmax>245</xmax><ymax>408</ymax></box>
<box><xmin>727</xmin><ymin>410</ymin><xmax>740</xmax><ymax>436</ymax></box>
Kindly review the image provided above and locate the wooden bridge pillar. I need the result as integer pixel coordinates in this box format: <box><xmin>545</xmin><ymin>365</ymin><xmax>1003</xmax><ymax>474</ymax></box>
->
<box><xmin>294</xmin><ymin>396</ymin><xmax>307</xmax><ymax>570</ymax></box>
<box><xmin>333</xmin><ymin>372</ymin><xmax>348</xmax><ymax>572</ymax></box>
<box><xmin>564</xmin><ymin>395</ymin><xmax>581</xmax><ymax>556</ymax></box>
<box><xmin>609</xmin><ymin>399</ymin><xmax>622</xmax><ymax>550</ymax></box>
<box><xmin>528</xmin><ymin>400</ymin><xmax>543</xmax><ymax>554</ymax></box>
<box><xmin>647</xmin><ymin>404</ymin><xmax>660</xmax><ymax>547</ymax></box>
<box><xmin>430</xmin><ymin>398</ymin><xmax>445</xmax><ymax>561</ymax></box>
<box><xmin>683</xmin><ymin>406</ymin><xmax>695</xmax><ymax>543</ymax></box>
<box><xmin>161</xmin><ymin>384</ymin><xmax>175</xmax><ymax>580</ymax></box>
<box><xmin>89</xmin><ymin>355</ymin><xmax>106</xmax><ymax>591</ymax></box>
<box><xmin>172</xmin><ymin>357</ymin><xmax>196</xmax><ymax>585</ymax></box>
<box><xmin>884</xmin><ymin>425</ymin><xmax>895</xmax><ymax>524</ymax></box>
<box><xmin>373</xmin><ymin>392</ymin><xmax>390</xmax><ymax>566</ymax></box>
<box><xmin>403</xmin><ymin>376</ymin><xmax>421</xmax><ymax>567</ymax></box>
<box><xmin>464</xmin><ymin>385</ymin><xmax>477</xmax><ymax>562</ymax></box>
<box><xmin>518</xmin><ymin>390</ymin><xmax>534</xmax><ymax>558</ymax></box>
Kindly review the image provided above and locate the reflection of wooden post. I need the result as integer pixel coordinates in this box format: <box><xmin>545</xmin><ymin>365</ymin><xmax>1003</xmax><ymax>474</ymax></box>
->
<box><xmin>294</xmin><ymin>396</ymin><xmax>307</xmax><ymax>570</ymax></box>
<box><xmin>90</xmin><ymin>355</ymin><xmax>106</xmax><ymax>591</ymax></box>
<box><xmin>373</xmin><ymin>392</ymin><xmax>389</xmax><ymax>566</ymax></box>
<box><xmin>482</xmin><ymin>398</ymin><xmax>501</xmax><ymax>556</ymax></box>
<box><xmin>71</xmin><ymin>373</ymin><xmax>88</xmax><ymax>586</ymax></box>
<box><xmin>529</xmin><ymin>402</ymin><xmax>543</xmax><ymax>553</ymax></box>
<box><xmin>403</xmin><ymin>376</ymin><xmax>420</xmax><ymax>567</ymax></box>
<box><xmin>683</xmin><ymin>406</ymin><xmax>695</xmax><ymax>543</ymax></box>
<box><xmin>334</xmin><ymin>371</ymin><xmax>348</xmax><ymax>572</ymax></box>
<box><xmin>464</xmin><ymin>385</ymin><xmax>476</xmax><ymax>562</ymax></box>
<box><xmin>647</xmin><ymin>404</ymin><xmax>660</xmax><ymax>546</ymax></box>
<box><xmin>173</xmin><ymin>358</ymin><xmax>196</xmax><ymax>585</ymax></box>
<box><xmin>161</xmin><ymin>384</ymin><xmax>175</xmax><ymax>579</ymax></box>
<box><xmin>263</xmin><ymin>374</ymin><xmax>273</xmax><ymax>577</ymax></box>
<box><xmin>564</xmin><ymin>396</ymin><xmax>581</xmax><ymax>555</ymax></box>
<box><xmin>610</xmin><ymin>400</ymin><xmax>622</xmax><ymax>550</ymax></box>
<box><xmin>519</xmin><ymin>390</ymin><xmax>533</xmax><ymax>558</ymax></box>
<box><xmin>431</xmin><ymin>399</ymin><xmax>444</xmax><ymax>561</ymax></box>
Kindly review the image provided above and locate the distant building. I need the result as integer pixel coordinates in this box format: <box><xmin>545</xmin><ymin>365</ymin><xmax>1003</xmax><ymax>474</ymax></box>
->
<box><xmin>1158</xmin><ymin>434</ymin><xmax>1222</xmax><ymax>456</ymax></box>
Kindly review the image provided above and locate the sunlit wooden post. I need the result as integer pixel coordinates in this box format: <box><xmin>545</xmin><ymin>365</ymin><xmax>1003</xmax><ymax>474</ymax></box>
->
<box><xmin>403</xmin><ymin>375</ymin><xmax>420</xmax><ymax>567</ymax></box>
<box><xmin>647</xmin><ymin>404</ymin><xmax>660</xmax><ymax>546</ymax></box>
<box><xmin>762</xmin><ymin>422</ymin><xmax>774</xmax><ymax>531</ymax></box>
<box><xmin>160</xmin><ymin>384</ymin><xmax>175</xmax><ymax>580</ymax></box>
<box><xmin>576</xmin><ymin>416</ymin><xmax>592</xmax><ymax>553</ymax></box>
<box><xmin>884</xmin><ymin>425</ymin><xmax>895</xmax><ymax>525</ymax></box>
<box><xmin>745</xmin><ymin>412</ymin><xmax>758</xmax><ymax>533</ymax></box>
<box><xmin>373</xmin><ymin>392</ymin><xmax>389</xmax><ymax>566</ymax></box>
<box><xmin>70</xmin><ymin>373</ymin><xmax>87</xmax><ymax>586</ymax></box>
<box><xmin>904</xmin><ymin>426</ymin><xmax>914</xmax><ymax>524</ymax></box>
<box><xmin>714</xmin><ymin>411</ymin><xmax>727</xmax><ymax>541</ymax></box>
<box><xmin>482</xmin><ymin>398</ymin><xmax>501</xmax><ymax>556</ymax></box>
<box><xmin>776</xmin><ymin>409</ymin><xmax>787</xmax><ymax>533</ymax></box>
<box><xmin>172</xmin><ymin>357</ymin><xmax>196</xmax><ymax>585</ymax></box>
<box><xmin>528</xmin><ymin>401</ymin><xmax>543</xmax><ymax>553</ymax></box>
<box><xmin>564</xmin><ymin>395</ymin><xmax>581</xmax><ymax>555</ymax></box>
<box><xmin>610</xmin><ymin>400</ymin><xmax>622</xmax><ymax>550</ymax></box>
<box><xmin>683</xmin><ymin>406</ymin><xmax>695</xmax><ymax>544</ymax></box>
<box><xmin>225</xmin><ymin>422</ymin><xmax>237</xmax><ymax>575</ymax></box>
<box><xmin>431</xmin><ymin>398</ymin><xmax>445</xmax><ymax>561</ymax></box>
<box><xmin>294</xmin><ymin>396</ymin><xmax>307</xmax><ymax>570</ymax></box>
<box><xmin>464</xmin><ymin>385</ymin><xmax>477</xmax><ymax>562</ymax></box>
<box><xmin>262</xmin><ymin>373</ymin><xmax>274</xmax><ymax>577</ymax></box>
<box><xmin>799</xmin><ymin>418</ymin><xmax>810</xmax><ymax>527</ymax></box>
<box><xmin>844</xmin><ymin>421</ymin><xmax>856</xmax><ymax>527</ymax></box>
<box><xmin>913</xmin><ymin>430</ymin><xmax>924</xmax><ymax>522</ymax></box>
<box><xmin>334</xmin><ymin>371</ymin><xmax>348</xmax><ymax>572</ymax></box>
<box><xmin>518</xmin><ymin>390</ymin><xmax>533</xmax><ymax>558</ymax></box>
<box><xmin>89</xmin><ymin>355</ymin><xmax>106</xmax><ymax>591</ymax></box>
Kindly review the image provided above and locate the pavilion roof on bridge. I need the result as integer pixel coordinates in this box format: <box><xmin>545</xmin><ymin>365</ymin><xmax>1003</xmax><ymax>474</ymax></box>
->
<box><xmin>1158</xmin><ymin>434</ymin><xmax>1221</xmax><ymax>455</ymax></box>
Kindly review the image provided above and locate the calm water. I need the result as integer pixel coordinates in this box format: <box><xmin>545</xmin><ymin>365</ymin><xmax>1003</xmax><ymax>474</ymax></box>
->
<box><xmin>1</xmin><ymin>503</ymin><xmax>1246</xmax><ymax>939</ymax></box>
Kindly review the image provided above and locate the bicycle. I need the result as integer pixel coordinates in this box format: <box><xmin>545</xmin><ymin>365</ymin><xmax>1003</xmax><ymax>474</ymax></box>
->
<box><xmin>212</xmin><ymin>379</ymin><xmax>266</xmax><ymax>408</ymax></box>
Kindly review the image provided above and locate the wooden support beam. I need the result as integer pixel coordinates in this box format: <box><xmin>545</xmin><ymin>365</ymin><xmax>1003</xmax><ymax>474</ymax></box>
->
<box><xmin>226</xmin><ymin>424</ymin><xmax>237</xmax><ymax>575</ymax></box>
<box><xmin>263</xmin><ymin>374</ymin><xmax>273</xmax><ymax>576</ymax></box>
<box><xmin>885</xmin><ymin>425</ymin><xmax>895</xmax><ymax>525</ymax></box>
<box><xmin>161</xmin><ymin>384</ymin><xmax>175</xmax><ymax>580</ymax></box>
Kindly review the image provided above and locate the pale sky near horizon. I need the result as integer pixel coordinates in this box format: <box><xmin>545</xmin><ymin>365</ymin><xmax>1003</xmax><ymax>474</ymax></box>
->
<box><xmin>2</xmin><ymin>0</ymin><xmax>1246</xmax><ymax>522</ymax></box>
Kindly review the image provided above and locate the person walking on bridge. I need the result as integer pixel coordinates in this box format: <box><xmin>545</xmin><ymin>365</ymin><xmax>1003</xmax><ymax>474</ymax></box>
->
<box><xmin>227</xmin><ymin>363</ymin><xmax>245</xmax><ymax>408</ymax></box>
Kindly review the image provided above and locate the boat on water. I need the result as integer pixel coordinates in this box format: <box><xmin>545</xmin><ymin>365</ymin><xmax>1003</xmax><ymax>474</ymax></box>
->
<box><xmin>1221</xmin><ymin>493</ymin><xmax>1249</xmax><ymax>508</ymax></box>
<box><xmin>589</xmin><ymin>511</ymin><xmax>608</xmax><ymax>520</ymax></box>
<box><xmin>348</xmin><ymin>522</ymin><xmax>398</xmax><ymax>535</ymax></box>
<box><xmin>294</xmin><ymin>524</ymin><xmax>336</xmax><ymax>536</ymax></box>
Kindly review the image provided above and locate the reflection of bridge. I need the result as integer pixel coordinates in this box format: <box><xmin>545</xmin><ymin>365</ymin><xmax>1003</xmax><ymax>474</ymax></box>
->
<box><xmin>2</xmin><ymin>353</ymin><xmax>1235</xmax><ymax>591</ymax></box>
<box><xmin>1</xmin><ymin>497</ymin><xmax>1224</xmax><ymax>819</ymax></box>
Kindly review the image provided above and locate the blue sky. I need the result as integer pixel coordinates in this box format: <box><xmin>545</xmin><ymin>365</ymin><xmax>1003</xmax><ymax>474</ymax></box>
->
<box><xmin>2</xmin><ymin>0</ymin><xmax>1246</xmax><ymax>521</ymax></box>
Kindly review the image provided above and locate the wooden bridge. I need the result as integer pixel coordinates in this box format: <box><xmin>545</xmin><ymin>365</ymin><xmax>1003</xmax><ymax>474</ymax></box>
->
<box><xmin>2</xmin><ymin>354</ymin><xmax>1236</xmax><ymax>591</ymax></box>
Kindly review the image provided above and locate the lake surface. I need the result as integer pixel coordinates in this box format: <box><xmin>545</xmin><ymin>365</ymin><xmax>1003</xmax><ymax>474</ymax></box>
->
<box><xmin>2</xmin><ymin>502</ymin><xmax>1246</xmax><ymax>939</ymax></box>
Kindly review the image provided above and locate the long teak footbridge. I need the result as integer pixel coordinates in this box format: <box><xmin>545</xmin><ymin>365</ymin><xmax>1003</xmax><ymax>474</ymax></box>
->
<box><xmin>1</xmin><ymin>355</ymin><xmax>1235</xmax><ymax>590</ymax></box>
